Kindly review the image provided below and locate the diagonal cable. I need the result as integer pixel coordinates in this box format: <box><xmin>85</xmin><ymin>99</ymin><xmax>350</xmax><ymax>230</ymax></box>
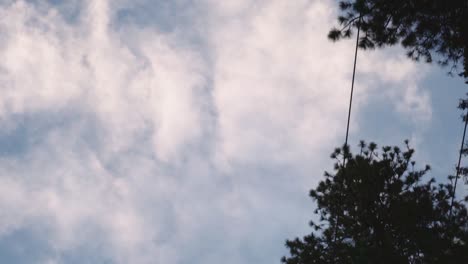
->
<box><xmin>449</xmin><ymin>109</ymin><xmax>468</xmax><ymax>219</ymax></box>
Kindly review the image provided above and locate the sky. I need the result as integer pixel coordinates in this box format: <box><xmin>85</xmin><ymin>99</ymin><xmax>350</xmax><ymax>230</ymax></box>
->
<box><xmin>0</xmin><ymin>0</ymin><xmax>466</xmax><ymax>263</ymax></box>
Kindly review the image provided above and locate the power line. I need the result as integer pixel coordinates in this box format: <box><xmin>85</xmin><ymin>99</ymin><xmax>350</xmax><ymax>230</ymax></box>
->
<box><xmin>344</xmin><ymin>16</ymin><xmax>361</xmax><ymax>162</ymax></box>
<box><xmin>334</xmin><ymin>15</ymin><xmax>361</xmax><ymax>245</ymax></box>
<box><xmin>449</xmin><ymin>109</ymin><xmax>468</xmax><ymax>218</ymax></box>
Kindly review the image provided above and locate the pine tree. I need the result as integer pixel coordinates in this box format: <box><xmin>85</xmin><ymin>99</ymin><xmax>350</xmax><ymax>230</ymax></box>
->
<box><xmin>282</xmin><ymin>142</ymin><xmax>468</xmax><ymax>264</ymax></box>
<box><xmin>328</xmin><ymin>0</ymin><xmax>468</xmax><ymax>81</ymax></box>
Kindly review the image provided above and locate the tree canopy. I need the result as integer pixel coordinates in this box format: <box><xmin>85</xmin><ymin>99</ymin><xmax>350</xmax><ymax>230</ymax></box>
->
<box><xmin>328</xmin><ymin>0</ymin><xmax>468</xmax><ymax>81</ymax></box>
<box><xmin>282</xmin><ymin>142</ymin><xmax>468</xmax><ymax>264</ymax></box>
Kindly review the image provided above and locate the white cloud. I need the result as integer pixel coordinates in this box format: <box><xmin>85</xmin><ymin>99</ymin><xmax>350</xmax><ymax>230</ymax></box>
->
<box><xmin>0</xmin><ymin>0</ymin><xmax>431</xmax><ymax>263</ymax></box>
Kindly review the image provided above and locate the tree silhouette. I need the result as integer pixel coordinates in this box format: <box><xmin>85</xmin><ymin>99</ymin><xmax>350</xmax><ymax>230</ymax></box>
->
<box><xmin>282</xmin><ymin>142</ymin><xmax>468</xmax><ymax>264</ymax></box>
<box><xmin>328</xmin><ymin>0</ymin><xmax>468</xmax><ymax>81</ymax></box>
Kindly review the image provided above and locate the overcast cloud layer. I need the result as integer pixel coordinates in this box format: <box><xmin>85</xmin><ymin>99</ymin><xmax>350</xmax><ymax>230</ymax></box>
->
<box><xmin>0</xmin><ymin>0</ymin><xmax>432</xmax><ymax>263</ymax></box>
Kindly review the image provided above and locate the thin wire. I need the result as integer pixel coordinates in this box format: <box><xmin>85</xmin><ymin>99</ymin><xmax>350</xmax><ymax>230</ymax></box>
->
<box><xmin>449</xmin><ymin>109</ymin><xmax>468</xmax><ymax>218</ymax></box>
<box><xmin>334</xmin><ymin>16</ymin><xmax>361</xmax><ymax>245</ymax></box>
<box><xmin>344</xmin><ymin>17</ymin><xmax>361</xmax><ymax>150</ymax></box>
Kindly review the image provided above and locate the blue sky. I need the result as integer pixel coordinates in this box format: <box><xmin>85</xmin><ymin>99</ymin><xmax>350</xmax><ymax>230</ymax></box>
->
<box><xmin>0</xmin><ymin>0</ymin><xmax>466</xmax><ymax>263</ymax></box>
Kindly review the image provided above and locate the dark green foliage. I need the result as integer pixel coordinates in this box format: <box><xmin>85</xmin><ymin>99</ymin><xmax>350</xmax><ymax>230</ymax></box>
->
<box><xmin>282</xmin><ymin>142</ymin><xmax>468</xmax><ymax>264</ymax></box>
<box><xmin>328</xmin><ymin>0</ymin><xmax>468</xmax><ymax>81</ymax></box>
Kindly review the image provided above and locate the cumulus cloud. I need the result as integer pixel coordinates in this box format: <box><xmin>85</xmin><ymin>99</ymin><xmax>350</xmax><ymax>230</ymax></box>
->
<box><xmin>0</xmin><ymin>0</ymin><xmax>430</xmax><ymax>263</ymax></box>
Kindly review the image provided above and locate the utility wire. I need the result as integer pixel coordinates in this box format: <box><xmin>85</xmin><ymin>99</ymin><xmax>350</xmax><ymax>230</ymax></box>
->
<box><xmin>449</xmin><ymin>109</ymin><xmax>468</xmax><ymax>218</ymax></box>
<box><xmin>344</xmin><ymin>16</ymin><xmax>361</xmax><ymax>162</ymax></box>
<box><xmin>334</xmin><ymin>16</ymin><xmax>361</xmax><ymax>245</ymax></box>
<box><xmin>449</xmin><ymin>0</ymin><xmax>468</xmax><ymax>220</ymax></box>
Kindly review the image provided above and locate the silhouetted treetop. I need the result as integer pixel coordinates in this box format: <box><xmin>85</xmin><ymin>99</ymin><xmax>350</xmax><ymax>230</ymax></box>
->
<box><xmin>282</xmin><ymin>141</ymin><xmax>468</xmax><ymax>264</ymax></box>
<box><xmin>329</xmin><ymin>0</ymin><xmax>468</xmax><ymax>81</ymax></box>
